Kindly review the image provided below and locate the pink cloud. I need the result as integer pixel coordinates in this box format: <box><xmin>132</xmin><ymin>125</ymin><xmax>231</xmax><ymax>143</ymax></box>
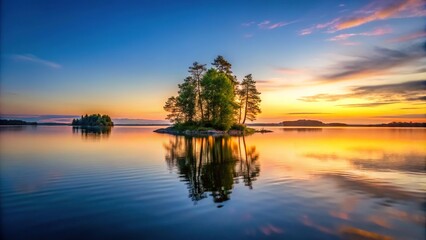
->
<box><xmin>334</xmin><ymin>0</ymin><xmax>424</xmax><ymax>31</ymax></box>
<box><xmin>300</xmin><ymin>0</ymin><xmax>425</xmax><ymax>35</ymax></box>
<box><xmin>299</xmin><ymin>28</ymin><xmax>313</xmax><ymax>35</ymax></box>
<box><xmin>299</xmin><ymin>18</ymin><xmax>340</xmax><ymax>36</ymax></box>
<box><xmin>329</xmin><ymin>33</ymin><xmax>357</xmax><ymax>41</ymax></box>
<box><xmin>328</xmin><ymin>27</ymin><xmax>392</xmax><ymax>41</ymax></box>
<box><xmin>268</xmin><ymin>22</ymin><xmax>287</xmax><ymax>29</ymax></box>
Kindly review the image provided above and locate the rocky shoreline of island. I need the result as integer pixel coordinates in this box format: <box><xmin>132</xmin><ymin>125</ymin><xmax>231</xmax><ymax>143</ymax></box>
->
<box><xmin>154</xmin><ymin>127</ymin><xmax>272</xmax><ymax>136</ymax></box>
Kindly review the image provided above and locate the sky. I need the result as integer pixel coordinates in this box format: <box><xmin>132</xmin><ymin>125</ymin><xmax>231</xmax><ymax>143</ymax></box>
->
<box><xmin>1</xmin><ymin>0</ymin><xmax>425</xmax><ymax>124</ymax></box>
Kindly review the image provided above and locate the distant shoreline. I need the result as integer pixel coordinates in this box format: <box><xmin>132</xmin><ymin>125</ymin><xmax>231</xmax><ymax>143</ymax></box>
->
<box><xmin>1</xmin><ymin>119</ymin><xmax>425</xmax><ymax>128</ymax></box>
<box><xmin>1</xmin><ymin>124</ymin><xmax>425</xmax><ymax>128</ymax></box>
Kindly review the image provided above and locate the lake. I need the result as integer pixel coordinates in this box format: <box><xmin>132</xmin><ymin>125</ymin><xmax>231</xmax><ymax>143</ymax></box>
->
<box><xmin>1</xmin><ymin>126</ymin><xmax>425</xmax><ymax>240</ymax></box>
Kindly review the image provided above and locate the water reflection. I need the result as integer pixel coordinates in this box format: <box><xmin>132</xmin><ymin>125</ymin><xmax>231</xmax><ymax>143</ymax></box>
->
<box><xmin>72</xmin><ymin>126</ymin><xmax>111</xmax><ymax>140</ymax></box>
<box><xmin>281</xmin><ymin>127</ymin><xmax>322</xmax><ymax>132</ymax></box>
<box><xmin>163</xmin><ymin>136</ymin><xmax>260</xmax><ymax>204</ymax></box>
<box><xmin>1</xmin><ymin>126</ymin><xmax>424</xmax><ymax>239</ymax></box>
<box><xmin>0</xmin><ymin>125</ymin><xmax>36</xmax><ymax>132</ymax></box>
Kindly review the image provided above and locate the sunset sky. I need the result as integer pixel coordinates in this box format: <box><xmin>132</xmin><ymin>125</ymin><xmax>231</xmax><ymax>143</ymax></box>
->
<box><xmin>1</xmin><ymin>0</ymin><xmax>425</xmax><ymax>124</ymax></box>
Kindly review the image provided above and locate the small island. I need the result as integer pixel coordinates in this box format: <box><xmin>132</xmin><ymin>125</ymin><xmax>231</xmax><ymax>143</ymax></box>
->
<box><xmin>155</xmin><ymin>56</ymin><xmax>265</xmax><ymax>136</ymax></box>
<box><xmin>72</xmin><ymin>114</ymin><xmax>114</xmax><ymax>127</ymax></box>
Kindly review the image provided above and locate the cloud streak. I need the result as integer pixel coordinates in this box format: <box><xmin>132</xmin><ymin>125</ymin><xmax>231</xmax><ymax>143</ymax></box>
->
<box><xmin>318</xmin><ymin>44</ymin><xmax>425</xmax><ymax>83</ymax></box>
<box><xmin>334</xmin><ymin>0</ymin><xmax>425</xmax><ymax>31</ymax></box>
<box><xmin>300</xmin><ymin>0</ymin><xmax>425</xmax><ymax>35</ymax></box>
<box><xmin>328</xmin><ymin>27</ymin><xmax>392</xmax><ymax>41</ymax></box>
<box><xmin>299</xmin><ymin>80</ymin><xmax>426</xmax><ymax>107</ymax></box>
<box><xmin>375</xmin><ymin>114</ymin><xmax>426</xmax><ymax>118</ymax></box>
<box><xmin>11</xmin><ymin>54</ymin><xmax>62</xmax><ymax>69</ymax></box>
<box><xmin>243</xmin><ymin>20</ymin><xmax>297</xmax><ymax>30</ymax></box>
<box><xmin>338</xmin><ymin>102</ymin><xmax>395</xmax><ymax>108</ymax></box>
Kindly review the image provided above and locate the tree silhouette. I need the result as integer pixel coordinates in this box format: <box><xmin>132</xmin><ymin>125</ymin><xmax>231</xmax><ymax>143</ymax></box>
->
<box><xmin>72</xmin><ymin>114</ymin><xmax>113</xmax><ymax>127</ymax></box>
<box><xmin>188</xmin><ymin>62</ymin><xmax>207</xmax><ymax>121</ymax></box>
<box><xmin>240</xmin><ymin>74</ymin><xmax>261</xmax><ymax>124</ymax></box>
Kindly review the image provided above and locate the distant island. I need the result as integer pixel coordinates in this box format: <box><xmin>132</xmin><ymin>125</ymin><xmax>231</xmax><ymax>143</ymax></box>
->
<box><xmin>71</xmin><ymin>114</ymin><xmax>114</xmax><ymax>127</ymax></box>
<box><xmin>156</xmin><ymin>56</ymin><xmax>262</xmax><ymax>136</ymax></box>
<box><xmin>0</xmin><ymin>119</ymin><xmax>37</xmax><ymax>125</ymax></box>
<box><xmin>278</xmin><ymin>119</ymin><xmax>426</xmax><ymax>127</ymax></box>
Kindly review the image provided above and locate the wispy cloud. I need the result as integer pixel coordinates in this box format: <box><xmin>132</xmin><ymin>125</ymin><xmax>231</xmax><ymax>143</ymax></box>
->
<box><xmin>334</xmin><ymin>0</ymin><xmax>425</xmax><ymax>31</ymax></box>
<box><xmin>299</xmin><ymin>19</ymin><xmax>339</xmax><ymax>35</ymax></box>
<box><xmin>318</xmin><ymin>44</ymin><xmax>424</xmax><ymax>83</ymax></box>
<box><xmin>299</xmin><ymin>80</ymin><xmax>426</xmax><ymax>106</ymax></box>
<box><xmin>328</xmin><ymin>27</ymin><xmax>392</xmax><ymax>41</ymax></box>
<box><xmin>300</xmin><ymin>93</ymin><xmax>349</xmax><ymax>102</ymax></box>
<box><xmin>338</xmin><ymin>102</ymin><xmax>396</xmax><ymax>108</ymax></box>
<box><xmin>299</xmin><ymin>29</ymin><xmax>313</xmax><ymax>36</ymax></box>
<box><xmin>10</xmin><ymin>54</ymin><xmax>62</xmax><ymax>69</ymax></box>
<box><xmin>387</xmin><ymin>30</ymin><xmax>426</xmax><ymax>43</ymax></box>
<box><xmin>243</xmin><ymin>20</ymin><xmax>297</xmax><ymax>30</ymax></box>
<box><xmin>266</xmin><ymin>21</ymin><xmax>296</xmax><ymax>30</ymax></box>
<box><xmin>257</xmin><ymin>20</ymin><xmax>271</xmax><ymax>28</ymax></box>
<box><xmin>300</xmin><ymin>0</ymin><xmax>425</xmax><ymax>35</ymax></box>
<box><xmin>375</xmin><ymin>113</ymin><xmax>426</xmax><ymax>118</ymax></box>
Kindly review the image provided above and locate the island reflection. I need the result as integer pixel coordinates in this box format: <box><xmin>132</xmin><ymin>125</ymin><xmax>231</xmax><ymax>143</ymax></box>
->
<box><xmin>163</xmin><ymin>135</ymin><xmax>260</xmax><ymax>204</ymax></box>
<box><xmin>72</xmin><ymin>126</ymin><xmax>112</xmax><ymax>140</ymax></box>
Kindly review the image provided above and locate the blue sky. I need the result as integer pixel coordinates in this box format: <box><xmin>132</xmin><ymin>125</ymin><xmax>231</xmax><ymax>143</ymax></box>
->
<box><xmin>1</xmin><ymin>0</ymin><xmax>425</xmax><ymax>123</ymax></box>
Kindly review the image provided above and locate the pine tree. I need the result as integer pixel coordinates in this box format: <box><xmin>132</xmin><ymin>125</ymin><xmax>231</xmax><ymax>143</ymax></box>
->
<box><xmin>164</xmin><ymin>96</ymin><xmax>183</xmax><ymax>123</ymax></box>
<box><xmin>240</xmin><ymin>74</ymin><xmax>261</xmax><ymax>124</ymax></box>
<box><xmin>177</xmin><ymin>77</ymin><xmax>197</xmax><ymax>122</ymax></box>
<box><xmin>212</xmin><ymin>55</ymin><xmax>238</xmax><ymax>87</ymax></box>
<box><xmin>188</xmin><ymin>62</ymin><xmax>207</xmax><ymax>121</ymax></box>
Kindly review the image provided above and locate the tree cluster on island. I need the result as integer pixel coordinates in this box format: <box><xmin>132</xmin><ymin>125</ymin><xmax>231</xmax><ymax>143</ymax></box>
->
<box><xmin>163</xmin><ymin>56</ymin><xmax>261</xmax><ymax>132</ymax></box>
<box><xmin>71</xmin><ymin>114</ymin><xmax>114</xmax><ymax>127</ymax></box>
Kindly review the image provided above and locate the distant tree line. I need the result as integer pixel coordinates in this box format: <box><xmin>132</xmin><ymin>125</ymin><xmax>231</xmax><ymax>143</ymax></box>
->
<box><xmin>377</xmin><ymin>122</ymin><xmax>426</xmax><ymax>127</ymax></box>
<box><xmin>72</xmin><ymin>114</ymin><xmax>113</xmax><ymax>127</ymax></box>
<box><xmin>0</xmin><ymin>119</ymin><xmax>37</xmax><ymax>125</ymax></box>
<box><xmin>280</xmin><ymin>119</ymin><xmax>426</xmax><ymax>127</ymax></box>
<box><xmin>164</xmin><ymin>56</ymin><xmax>261</xmax><ymax>131</ymax></box>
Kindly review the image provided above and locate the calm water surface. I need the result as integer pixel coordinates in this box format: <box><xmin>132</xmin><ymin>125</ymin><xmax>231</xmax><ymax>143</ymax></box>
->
<box><xmin>1</xmin><ymin>126</ymin><xmax>425</xmax><ymax>240</ymax></box>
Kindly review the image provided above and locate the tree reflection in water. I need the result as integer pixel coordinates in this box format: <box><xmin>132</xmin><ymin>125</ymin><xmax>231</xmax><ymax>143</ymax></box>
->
<box><xmin>164</xmin><ymin>136</ymin><xmax>260</xmax><ymax>204</ymax></box>
<box><xmin>72</xmin><ymin>126</ymin><xmax>111</xmax><ymax>140</ymax></box>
